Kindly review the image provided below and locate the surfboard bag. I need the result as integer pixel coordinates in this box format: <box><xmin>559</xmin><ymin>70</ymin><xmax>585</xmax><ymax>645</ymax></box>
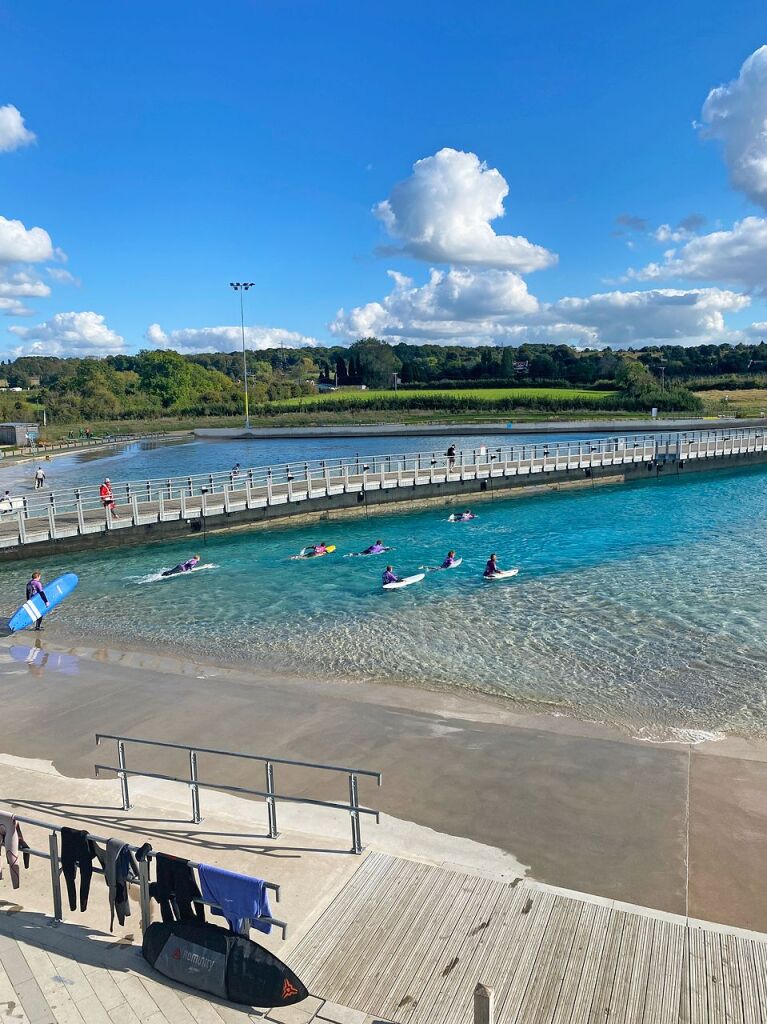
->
<box><xmin>142</xmin><ymin>921</ymin><xmax>308</xmax><ymax>1007</ymax></box>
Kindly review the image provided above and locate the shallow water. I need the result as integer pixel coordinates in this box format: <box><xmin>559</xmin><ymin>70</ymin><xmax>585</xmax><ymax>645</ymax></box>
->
<box><xmin>2</xmin><ymin>459</ymin><xmax>767</xmax><ymax>740</ymax></box>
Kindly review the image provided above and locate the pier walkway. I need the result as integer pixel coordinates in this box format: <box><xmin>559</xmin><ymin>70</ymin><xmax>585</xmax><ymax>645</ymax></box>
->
<box><xmin>1</xmin><ymin>427</ymin><xmax>766</xmax><ymax>559</ymax></box>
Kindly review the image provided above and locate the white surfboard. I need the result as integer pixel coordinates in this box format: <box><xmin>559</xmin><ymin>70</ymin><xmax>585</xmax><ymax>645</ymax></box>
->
<box><xmin>383</xmin><ymin>573</ymin><xmax>425</xmax><ymax>590</ymax></box>
<box><xmin>421</xmin><ymin>558</ymin><xmax>463</xmax><ymax>572</ymax></box>
<box><xmin>483</xmin><ymin>568</ymin><xmax>519</xmax><ymax>581</ymax></box>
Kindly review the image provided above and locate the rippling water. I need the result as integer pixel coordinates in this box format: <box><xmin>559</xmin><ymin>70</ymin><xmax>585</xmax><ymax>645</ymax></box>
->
<box><xmin>2</xmin><ymin>457</ymin><xmax>767</xmax><ymax>739</ymax></box>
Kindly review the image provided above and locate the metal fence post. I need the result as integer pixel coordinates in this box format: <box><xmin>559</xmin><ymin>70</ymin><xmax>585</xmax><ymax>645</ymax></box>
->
<box><xmin>138</xmin><ymin>856</ymin><xmax>152</xmax><ymax>934</ymax></box>
<box><xmin>117</xmin><ymin>740</ymin><xmax>131</xmax><ymax>810</ymax></box>
<box><xmin>265</xmin><ymin>761</ymin><xmax>278</xmax><ymax>839</ymax></box>
<box><xmin>48</xmin><ymin>832</ymin><xmax>63</xmax><ymax>922</ymax></box>
<box><xmin>189</xmin><ymin>750</ymin><xmax>202</xmax><ymax>823</ymax></box>
<box><xmin>349</xmin><ymin>773</ymin><xmax>362</xmax><ymax>854</ymax></box>
<box><xmin>474</xmin><ymin>983</ymin><xmax>495</xmax><ymax>1024</ymax></box>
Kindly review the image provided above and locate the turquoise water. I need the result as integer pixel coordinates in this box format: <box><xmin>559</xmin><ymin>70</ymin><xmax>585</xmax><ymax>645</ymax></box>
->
<box><xmin>2</xmin><ymin>460</ymin><xmax>767</xmax><ymax>739</ymax></box>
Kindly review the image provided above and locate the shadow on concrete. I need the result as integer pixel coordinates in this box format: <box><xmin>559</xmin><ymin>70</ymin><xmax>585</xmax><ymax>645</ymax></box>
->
<box><xmin>4</xmin><ymin>798</ymin><xmax>355</xmax><ymax>858</ymax></box>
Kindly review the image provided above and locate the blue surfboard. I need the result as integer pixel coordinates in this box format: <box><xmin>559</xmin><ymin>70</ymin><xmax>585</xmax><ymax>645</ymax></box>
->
<box><xmin>8</xmin><ymin>573</ymin><xmax>79</xmax><ymax>632</ymax></box>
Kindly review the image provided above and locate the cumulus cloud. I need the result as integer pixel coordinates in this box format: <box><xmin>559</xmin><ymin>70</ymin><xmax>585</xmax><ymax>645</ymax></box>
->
<box><xmin>331</xmin><ymin>267</ymin><xmax>538</xmax><ymax>342</ymax></box>
<box><xmin>331</xmin><ymin>263</ymin><xmax>748</xmax><ymax>348</ymax></box>
<box><xmin>0</xmin><ymin>215</ymin><xmax>53</xmax><ymax>263</ymax></box>
<box><xmin>699</xmin><ymin>45</ymin><xmax>767</xmax><ymax>209</ymax></box>
<box><xmin>630</xmin><ymin>216</ymin><xmax>767</xmax><ymax>290</ymax></box>
<box><xmin>145</xmin><ymin>323</ymin><xmax>321</xmax><ymax>353</ymax></box>
<box><xmin>0</xmin><ymin>269</ymin><xmax>50</xmax><ymax>298</ymax></box>
<box><xmin>0</xmin><ymin>297</ymin><xmax>34</xmax><ymax>317</ymax></box>
<box><xmin>0</xmin><ymin>105</ymin><xmax>36</xmax><ymax>153</ymax></box>
<box><xmin>551</xmin><ymin>287</ymin><xmax>749</xmax><ymax>345</ymax></box>
<box><xmin>9</xmin><ymin>311</ymin><xmax>124</xmax><ymax>356</ymax></box>
<box><xmin>373</xmin><ymin>148</ymin><xmax>557</xmax><ymax>272</ymax></box>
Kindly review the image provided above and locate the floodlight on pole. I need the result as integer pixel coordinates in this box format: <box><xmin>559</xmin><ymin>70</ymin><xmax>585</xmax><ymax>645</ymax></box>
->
<box><xmin>230</xmin><ymin>282</ymin><xmax>255</xmax><ymax>428</ymax></box>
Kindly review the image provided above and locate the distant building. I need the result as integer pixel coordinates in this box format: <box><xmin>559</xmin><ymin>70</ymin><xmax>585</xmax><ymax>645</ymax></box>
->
<box><xmin>28</xmin><ymin>376</ymin><xmax>41</xmax><ymax>387</ymax></box>
<box><xmin>0</xmin><ymin>422</ymin><xmax>39</xmax><ymax>446</ymax></box>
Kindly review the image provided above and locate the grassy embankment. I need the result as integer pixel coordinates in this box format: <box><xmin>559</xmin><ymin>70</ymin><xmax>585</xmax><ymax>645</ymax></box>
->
<box><xmin>30</xmin><ymin>385</ymin><xmax>715</xmax><ymax>441</ymax></box>
<box><xmin>695</xmin><ymin>389</ymin><xmax>767</xmax><ymax>417</ymax></box>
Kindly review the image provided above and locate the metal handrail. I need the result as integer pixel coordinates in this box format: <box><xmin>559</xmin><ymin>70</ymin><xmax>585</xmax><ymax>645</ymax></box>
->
<box><xmin>6</xmin><ymin>810</ymin><xmax>287</xmax><ymax>938</ymax></box>
<box><xmin>95</xmin><ymin>733</ymin><xmax>381</xmax><ymax>855</ymax></box>
<box><xmin>96</xmin><ymin>732</ymin><xmax>382</xmax><ymax>781</ymax></box>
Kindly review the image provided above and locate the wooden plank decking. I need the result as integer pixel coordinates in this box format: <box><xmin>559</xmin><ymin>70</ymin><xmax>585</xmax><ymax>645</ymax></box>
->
<box><xmin>289</xmin><ymin>852</ymin><xmax>767</xmax><ymax>1023</ymax></box>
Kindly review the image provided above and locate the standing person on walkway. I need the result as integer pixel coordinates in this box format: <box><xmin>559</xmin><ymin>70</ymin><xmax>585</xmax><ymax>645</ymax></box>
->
<box><xmin>25</xmin><ymin>572</ymin><xmax>49</xmax><ymax>631</ymax></box>
<box><xmin>33</xmin><ymin>466</ymin><xmax>46</xmax><ymax>489</ymax></box>
<box><xmin>99</xmin><ymin>478</ymin><xmax>120</xmax><ymax>518</ymax></box>
<box><xmin>447</xmin><ymin>444</ymin><xmax>457</xmax><ymax>471</ymax></box>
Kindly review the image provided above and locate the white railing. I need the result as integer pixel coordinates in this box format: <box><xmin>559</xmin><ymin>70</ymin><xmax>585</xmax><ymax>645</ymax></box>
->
<box><xmin>0</xmin><ymin>427</ymin><xmax>764</xmax><ymax>550</ymax></box>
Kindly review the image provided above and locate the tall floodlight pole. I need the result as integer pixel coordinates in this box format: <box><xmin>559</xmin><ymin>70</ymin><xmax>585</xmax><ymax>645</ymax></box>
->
<box><xmin>230</xmin><ymin>281</ymin><xmax>255</xmax><ymax>428</ymax></box>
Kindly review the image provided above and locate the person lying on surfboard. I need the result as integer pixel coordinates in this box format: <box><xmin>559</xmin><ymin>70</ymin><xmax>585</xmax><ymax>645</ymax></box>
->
<box><xmin>363</xmin><ymin>540</ymin><xmax>387</xmax><ymax>554</ymax></box>
<box><xmin>25</xmin><ymin>572</ymin><xmax>49</xmax><ymax>631</ymax></box>
<box><xmin>460</xmin><ymin>510</ymin><xmax>476</xmax><ymax>521</ymax></box>
<box><xmin>311</xmin><ymin>542</ymin><xmax>329</xmax><ymax>556</ymax></box>
<box><xmin>441</xmin><ymin>550</ymin><xmax>459</xmax><ymax>568</ymax></box>
<box><xmin>162</xmin><ymin>555</ymin><xmax>201</xmax><ymax>577</ymax></box>
<box><xmin>382</xmin><ymin>566</ymin><xmax>402</xmax><ymax>585</ymax></box>
<box><xmin>483</xmin><ymin>553</ymin><xmax>503</xmax><ymax>578</ymax></box>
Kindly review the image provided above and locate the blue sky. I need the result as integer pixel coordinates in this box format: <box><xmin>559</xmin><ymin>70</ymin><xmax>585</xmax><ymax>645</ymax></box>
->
<box><xmin>0</xmin><ymin>0</ymin><xmax>766</xmax><ymax>357</ymax></box>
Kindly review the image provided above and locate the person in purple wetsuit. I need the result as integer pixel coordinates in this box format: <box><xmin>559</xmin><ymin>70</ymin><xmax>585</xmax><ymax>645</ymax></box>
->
<box><xmin>484</xmin><ymin>553</ymin><xmax>502</xmax><ymax>577</ymax></box>
<box><xmin>161</xmin><ymin>555</ymin><xmax>201</xmax><ymax>577</ymax></box>
<box><xmin>363</xmin><ymin>540</ymin><xmax>386</xmax><ymax>555</ymax></box>
<box><xmin>382</xmin><ymin>566</ymin><xmax>401</xmax><ymax>585</ymax></box>
<box><xmin>26</xmin><ymin>572</ymin><xmax>49</xmax><ymax>631</ymax></box>
<box><xmin>441</xmin><ymin>550</ymin><xmax>458</xmax><ymax>568</ymax></box>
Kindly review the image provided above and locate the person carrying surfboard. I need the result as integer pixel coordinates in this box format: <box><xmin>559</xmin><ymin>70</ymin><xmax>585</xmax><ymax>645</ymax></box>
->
<box><xmin>25</xmin><ymin>572</ymin><xmax>49</xmax><ymax>631</ymax></box>
<box><xmin>484</xmin><ymin>553</ymin><xmax>503</xmax><ymax>578</ymax></box>
<box><xmin>382</xmin><ymin>566</ymin><xmax>401</xmax><ymax>585</ymax></box>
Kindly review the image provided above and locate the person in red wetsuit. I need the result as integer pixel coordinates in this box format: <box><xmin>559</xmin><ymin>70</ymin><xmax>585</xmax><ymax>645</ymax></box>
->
<box><xmin>99</xmin><ymin>478</ymin><xmax>121</xmax><ymax>518</ymax></box>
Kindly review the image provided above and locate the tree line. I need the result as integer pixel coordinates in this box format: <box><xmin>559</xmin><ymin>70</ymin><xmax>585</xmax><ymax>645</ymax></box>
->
<box><xmin>4</xmin><ymin>336</ymin><xmax>765</xmax><ymax>423</ymax></box>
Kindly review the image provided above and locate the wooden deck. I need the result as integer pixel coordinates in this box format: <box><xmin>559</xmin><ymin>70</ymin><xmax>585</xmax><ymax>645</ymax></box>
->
<box><xmin>288</xmin><ymin>852</ymin><xmax>767</xmax><ymax>1023</ymax></box>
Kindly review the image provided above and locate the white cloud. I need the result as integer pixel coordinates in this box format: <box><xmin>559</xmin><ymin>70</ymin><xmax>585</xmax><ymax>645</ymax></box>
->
<box><xmin>551</xmin><ymin>287</ymin><xmax>749</xmax><ymax>345</ymax></box>
<box><xmin>0</xmin><ymin>105</ymin><xmax>36</xmax><ymax>153</ymax></box>
<box><xmin>630</xmin><ymin>216</ymin><xmax>767</xmax><ymax>290</ymax></box>
<box><xmin>0</xmin><ymin>269</ymin><xmax>50</xmax><ymax>298</ymax></box>
<box><xmin>8</xmin><ymin>311</ymin><xmax>124</xmax><ymax>356</ymax></box>
<box><xmin>0</xmin><ymin>297</ymin><xmax>34</xmax><ymax>317</ymax></box>
<box><xmin>331</xmin><ymin>263</ymin><xmax>748</xmax><ymax>348</ymax></box>
<box><xmin>331</xmin><ymin>267</ymin><xmax>538</xmax><ymax>342</ymax></box>
<box><xmin>0</xmin><ymin>215</ymin><xmax>53</xmax><ymax>263</ymax></box>
<box><xmin>699</xmin><ymin>46</ymin><xmax>767</xmax><ymax>209</ymax></box>
<box><xmin>373</xmin><ymin>148</ymin><xmax>557</xmax><ymax>272</ymax></box>
<box><xmin>46</xmin><ymin>267</ymin><xmax>80</xmax><ymax>286</ymax></box>
<box><xmin>145</xmin><ymin>323</ymin><xmax>321</xmax><ymax>353</ymax></box>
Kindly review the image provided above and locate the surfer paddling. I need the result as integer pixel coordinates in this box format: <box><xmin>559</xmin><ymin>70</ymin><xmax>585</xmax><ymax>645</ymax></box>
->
<box><xmin>441</xmin><ymin>550</ymin><xmax>459</xmax><ymax>568</ymax></box>
<box><xmin>162</xmin><ymin>555</ymin><xmax>201</xmax><ymax>578</ymax></box>
<box><xmin>26</xmin><ymin>572</ymin><xmax>49</xmax><ymax>631</ymax></box>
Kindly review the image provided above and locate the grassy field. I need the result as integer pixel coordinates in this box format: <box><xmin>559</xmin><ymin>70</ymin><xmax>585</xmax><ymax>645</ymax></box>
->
<box><xmin>275</xmin><ymin>386</ymin><xmax>615</xmax><ymax>406</ymax></box>
<box><xmin>695</xmin><ymin>389</ymin><xmax>767</xmax><ymax>416</ymax></box>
